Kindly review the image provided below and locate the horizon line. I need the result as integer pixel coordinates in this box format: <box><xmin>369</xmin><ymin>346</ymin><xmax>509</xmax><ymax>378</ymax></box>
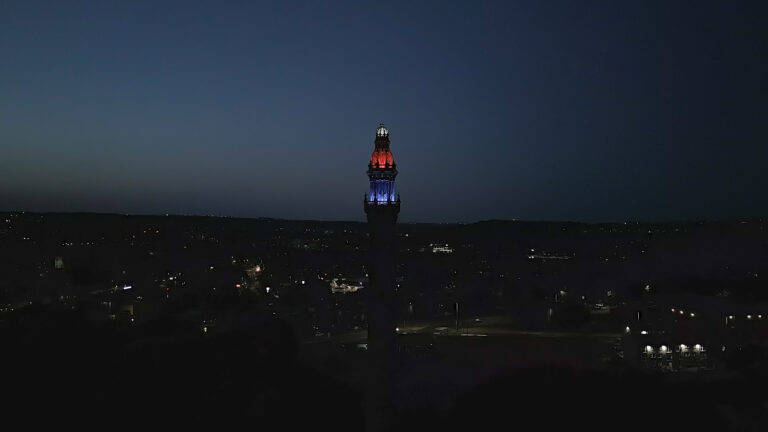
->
<box><xmin>1</xmin><ymin>209</ymin><xmax>765</xmax><ymax>226</ymax></box>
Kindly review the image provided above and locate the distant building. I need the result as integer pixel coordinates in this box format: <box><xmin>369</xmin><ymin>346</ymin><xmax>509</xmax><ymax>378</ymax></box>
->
<box><xmin>330</xmin><ymin>277</ymin><xmax>367</xmax><ymax>294</ymax></box>
<box><xmin>430</xmin><ymin>243</ymin><xmax>453</xmax><ymax>254</ymax></box>
<box><xmin>624</xmin><ymin>334</ymin><xmax>709</xmax><ymax>371</ymax></box>
<box><xmin>527</xmin><ymin>250</ymin><xmax>571</xmax><ymax>260</ymax></box>
<box><xmin>640</xmin><ymin>343</ymin><xmax>674</xmax><ymax>371</ymax></box>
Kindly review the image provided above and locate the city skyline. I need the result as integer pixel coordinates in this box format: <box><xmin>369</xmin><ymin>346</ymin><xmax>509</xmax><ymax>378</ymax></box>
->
<box><xmin>1</xmin><ymin>1</ymin><xmax>767</xmax><ymax>223</ymax></box>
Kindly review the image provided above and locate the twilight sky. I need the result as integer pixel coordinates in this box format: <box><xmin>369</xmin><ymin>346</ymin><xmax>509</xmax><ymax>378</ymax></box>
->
<box><xmin>1</xmin><ymin>0</ymin><xmax>766</xmax><ymax>223</ymax></box>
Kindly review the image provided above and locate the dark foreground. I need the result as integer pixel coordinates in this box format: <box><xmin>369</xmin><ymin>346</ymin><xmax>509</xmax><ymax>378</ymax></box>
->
<box><xmin>3</xmin><ymin>306</ymin><xmax>767</xmax><ymax>431</ymax></box>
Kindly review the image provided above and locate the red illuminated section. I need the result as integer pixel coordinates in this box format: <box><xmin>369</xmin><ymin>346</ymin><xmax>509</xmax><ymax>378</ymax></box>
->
<box><xmin>369</xmin><ymin>123</ymin><xmax>395</xmax><ymax>169</ymax></box>
<box><xmin>370</xmin><ymin>148</ymin><xmax>395</xmax><ymax>168</ymax></box>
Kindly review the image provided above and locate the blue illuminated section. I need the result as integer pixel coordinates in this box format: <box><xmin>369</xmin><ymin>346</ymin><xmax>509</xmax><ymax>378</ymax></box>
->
<box><xmin>368</xmin><ymin>179</ymin><xmax>396</xmax><ymax>204</ymax></box>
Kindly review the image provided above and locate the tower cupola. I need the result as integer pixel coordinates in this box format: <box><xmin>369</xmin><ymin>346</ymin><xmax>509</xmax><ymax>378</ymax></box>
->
<box><xmin>376</xmin><ymin>124</ymin><xmax>388</xmax><ymax>137</ymax></box>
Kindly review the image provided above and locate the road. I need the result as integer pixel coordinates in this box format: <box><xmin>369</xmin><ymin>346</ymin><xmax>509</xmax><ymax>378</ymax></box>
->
<box><xmin>306</xmin><ymin>314</ymin><xmax>621</xmax><ymax>344</ymax></box>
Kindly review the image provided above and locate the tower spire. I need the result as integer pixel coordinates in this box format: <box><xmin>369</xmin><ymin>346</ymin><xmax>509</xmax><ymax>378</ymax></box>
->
<box><xmin>376</xmin><ymin>123</ymin><xmax>388</xmax><ymax>137</ymax></box>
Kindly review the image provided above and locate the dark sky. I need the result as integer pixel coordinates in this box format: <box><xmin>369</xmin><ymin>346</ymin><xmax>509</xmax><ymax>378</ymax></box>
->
<box><xmin>1</xmin><ymin>1</ymin><xmax>766</xmax><ymax>223</ymax></box>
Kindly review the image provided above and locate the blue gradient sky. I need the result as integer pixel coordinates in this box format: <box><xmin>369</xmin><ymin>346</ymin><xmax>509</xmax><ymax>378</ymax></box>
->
<box><xmin>1</xmin><ymin>1</ymin><xmax>766</xmax><ymax>222</ymax></box>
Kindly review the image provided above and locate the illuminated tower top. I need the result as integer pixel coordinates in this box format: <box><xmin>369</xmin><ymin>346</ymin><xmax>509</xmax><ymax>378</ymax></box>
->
<box><xmin>370</xmin><ymin>123</ymin><xmax>395</xmax><ymax>169</ymax></box>
<box><xmin>376</xmin><ymin>124</ymin><xmax>388</xmax><ymax>137</ymax></box>
<box><xmin>366</xmin><ymin>123</ymin><xmax>400</xmax><ymax>206</ymax></box>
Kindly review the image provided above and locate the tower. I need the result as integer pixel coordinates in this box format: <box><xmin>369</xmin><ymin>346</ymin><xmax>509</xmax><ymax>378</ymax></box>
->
<box><xmin>364</xmin><ymin>123</ymin><xmax>400</xmax><ymax>432</ymax></box>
